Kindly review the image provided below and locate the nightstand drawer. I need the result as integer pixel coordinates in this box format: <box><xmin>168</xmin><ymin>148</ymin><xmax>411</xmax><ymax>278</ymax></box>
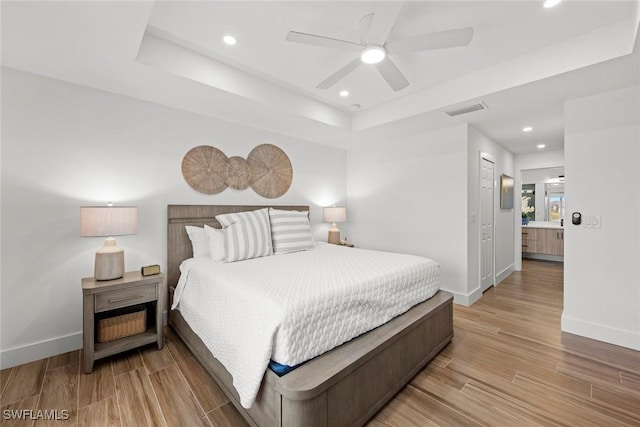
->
<box><xmin>95</xmin><ymin>283</ymin><xmax>157</xmax><ymax>312</ymax></box>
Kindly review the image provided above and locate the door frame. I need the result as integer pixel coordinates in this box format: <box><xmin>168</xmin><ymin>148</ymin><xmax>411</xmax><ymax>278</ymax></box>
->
<box><xmin>479</xmin><ymin>152</ymin><xmax>496</xmax><ymax>291</ymax></box>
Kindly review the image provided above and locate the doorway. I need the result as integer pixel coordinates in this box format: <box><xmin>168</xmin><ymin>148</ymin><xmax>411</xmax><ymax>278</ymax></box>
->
<box><xmin>520</xmin><ymin>167</ymin><xmax>565</xmax><ymax>263</ymax></box>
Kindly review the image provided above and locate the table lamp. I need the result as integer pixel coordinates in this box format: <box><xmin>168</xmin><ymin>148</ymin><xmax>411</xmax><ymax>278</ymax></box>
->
<box><xmin>80</xmin><ymin>205</ymin><xmax>138</xmax><ymax>280</ymax></box>
<box><xmin>323</xmin><ymin>207</ymin><xmax>346</xmax><ymax>245</ymax></box>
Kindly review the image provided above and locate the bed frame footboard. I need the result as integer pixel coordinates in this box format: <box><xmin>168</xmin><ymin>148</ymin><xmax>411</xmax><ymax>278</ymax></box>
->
<box><xmin>169</xmin><ymin>290</ymin><xmax>453</xmax><ymax>427</ymax></box>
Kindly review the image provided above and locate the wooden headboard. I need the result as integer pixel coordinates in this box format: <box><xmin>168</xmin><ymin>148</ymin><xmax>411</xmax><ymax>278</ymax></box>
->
<box><xmin>167</xmin><ymin>205</ymin><xmax>309</xmax><ymax>290</ymax></box>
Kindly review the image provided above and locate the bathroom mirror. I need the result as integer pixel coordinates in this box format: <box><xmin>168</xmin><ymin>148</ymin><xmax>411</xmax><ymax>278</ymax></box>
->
<box><xmin>521</xmin><ymin>167</ymin><xmax>565</xmax><ymax>223</ymax></box>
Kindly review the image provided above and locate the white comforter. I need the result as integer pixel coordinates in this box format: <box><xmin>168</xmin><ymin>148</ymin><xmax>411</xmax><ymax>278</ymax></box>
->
<box><xmin>172</xmin><ymin>243</ymin><xmax>440</xmax><ymax>408</ymax></box>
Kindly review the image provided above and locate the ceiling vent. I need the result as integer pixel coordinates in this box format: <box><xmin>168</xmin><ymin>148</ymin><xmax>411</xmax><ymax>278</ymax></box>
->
<box><xmin>445</xmin><ymin>102</ymin><xmax>487</xmax><ymax>117</ymax></box>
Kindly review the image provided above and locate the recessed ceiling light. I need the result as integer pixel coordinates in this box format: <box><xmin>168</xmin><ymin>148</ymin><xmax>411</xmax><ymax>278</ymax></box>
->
<box><xmin>522</xmin><ymin>126</ymin><xmax>533</xmax><ymax>132</ymax></box>
<box><xmin>339</xmin><ymin>90</ymin><xmax>349</xmax><ymax>98</ymax></box>
<box><xmin>361</xmin><ymin>45</ymin><xmax>386</xmax><ymax>64</ymax></box>
<box><xmin>223</xmin><ymin>35</ymin><xmax>237</xmax><ymax>46</ymax></box>
<box><xmin>537</xmin><ymin>144</ymin><xmax>546</xmax><ymax>149</ymax></box>
<box><xmin>543</xmin><ymin>0</ymin><xmax>562</xmax><ymax>8</ymax></box>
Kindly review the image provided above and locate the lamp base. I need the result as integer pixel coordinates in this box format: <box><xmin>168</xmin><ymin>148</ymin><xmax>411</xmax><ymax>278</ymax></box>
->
<box><xmin>95</xmin><ymin>237</ymin><xmax>125</xmax><ymax>281</ymax></box>
<box><xmin>328</xmin><ymin>230</ymin><xmax>340</xmax><ymax>245</ymax></box>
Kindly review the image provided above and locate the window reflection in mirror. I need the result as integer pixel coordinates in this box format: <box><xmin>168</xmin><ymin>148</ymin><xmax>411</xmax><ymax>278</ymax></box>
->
<box><xmin>546</xmin><ymin>183</ymin><xmax>565</xmax><ymax>222</ymax></box>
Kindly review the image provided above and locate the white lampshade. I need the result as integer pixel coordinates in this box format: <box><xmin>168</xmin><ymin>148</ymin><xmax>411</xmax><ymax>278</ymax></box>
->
<box><xmin>323</xmin><ymin>207</ymin><xmax>347</xmax><ymax>223</ymax></box>
<box><xmin>80</xmin><ymin>206</ymin><xmax>138</xmax><ymax>237</ymax></box>
<box><xmin>81</xmin><ymin>206</ymin><xmax>137</xmax><ymax>281</ymax></box>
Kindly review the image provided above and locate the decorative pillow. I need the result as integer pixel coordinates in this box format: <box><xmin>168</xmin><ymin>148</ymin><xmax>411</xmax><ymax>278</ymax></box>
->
<box><xmin>216</xmin><ymin>208</ymin><xmax>273</xmax><ymax>262</ymax></box>
<box><xmin>204</xmin><ymin>225</ymin><xmax>226</xmax><ymax>262</ymax></box>
<box><xmin>185</xmin><ymin>226</ymin><xmax>209</xmax><ymax>258</ymax></box>
<box><xmin>268</xmin><ymin>208</ymin><xmax>313</xmax><ymax>254</ymax></box>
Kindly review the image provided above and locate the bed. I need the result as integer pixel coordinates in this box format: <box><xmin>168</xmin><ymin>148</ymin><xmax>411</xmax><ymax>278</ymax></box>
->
<box><xmin>167</xmin><ymin>205</ymin><xmax>453</xmax><ymax>427</ymax></box>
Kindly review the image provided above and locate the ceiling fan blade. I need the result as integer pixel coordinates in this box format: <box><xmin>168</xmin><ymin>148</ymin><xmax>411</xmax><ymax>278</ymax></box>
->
<box><xmin>386</xmin><ymin>27</ymin><xmax>474</xmax><ymax>54</ymax></box>
<box><xmin>368</xmin><ymin>2</ymin><xmax>404</xmax><ymax>45</ymax></box>
<box><xmin>286</xmin><ymin>31</ymin><xmax>363</xmax><ymax>52</ymax></box>
<box><xmin>317</xmin><ymin>57</ymin><xmax>362</xmax><ymax>89</ymax></box>
<box><xmin>359</xmin><ymin>13</ymin><xmax>374</xmax><ymax>44</ymax></box>
<box><xmin>375</xmin><ymin>58</ymin><xmax>409</xmax><ymax>91</ymax></box>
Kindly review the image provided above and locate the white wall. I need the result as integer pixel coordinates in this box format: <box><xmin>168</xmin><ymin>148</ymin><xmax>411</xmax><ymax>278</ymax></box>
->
<box><xmin>347</xmin><ymin>125</ymin><xmax>470</xmax><ymax>302</ymax></box>
<box><xmin>347</xmin><ymin>124</ymin><xmax>515</xmax><ymax>305</ymax></box>
<box><xmin>467</xmin><ymin>126</ymin><xmax>516</xmax><ymax>296</ymax></box>
<box><xmin>0</xmin><ymin>68</ymin><xmax>348</xmax><ymax>368</ymax></box>
<box><xmin>562</xmin><ymin>85</ymin><xmax>640</xmax><ymax>351</ymax></box>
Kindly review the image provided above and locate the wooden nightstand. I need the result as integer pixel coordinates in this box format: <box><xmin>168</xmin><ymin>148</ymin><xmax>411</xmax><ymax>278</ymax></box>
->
<box><xmin>82</xmin><ymin>271</ymin><xmax>165</xmax><ymax>373</ymax></box>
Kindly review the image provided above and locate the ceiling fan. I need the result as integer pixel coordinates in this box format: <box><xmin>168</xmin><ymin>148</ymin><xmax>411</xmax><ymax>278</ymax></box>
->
<box><xmin>285</xmin><ymin>3</ymin><xmax>473</xmax><ymax>92</ymax></box>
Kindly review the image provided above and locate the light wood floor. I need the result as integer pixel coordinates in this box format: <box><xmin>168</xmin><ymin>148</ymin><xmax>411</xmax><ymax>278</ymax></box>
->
<box><xmin>1</xmin><ymin>260</ymin><xmax>638</xmax><ymax>426</ymax></box>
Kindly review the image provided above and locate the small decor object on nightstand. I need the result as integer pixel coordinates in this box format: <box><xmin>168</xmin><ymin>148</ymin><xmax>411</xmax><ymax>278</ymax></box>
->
<box><xmin>80</xmin><ymin>204</ymin><xmax>138</xmax><ymax>281</ymax></box>
<box><xmin>323</xmin><ymin>206</ymin><xmax>347</xmax><ymax>244</ymax></box>
<box><xmin>141</xmin><ymin>264</ymin><xmax>161</xmax><ymax>276</ymax></box>
<box><xmin>339</xmin><ymin>238</ymin><xmax>354</xmax><ymax>248</ymax></box>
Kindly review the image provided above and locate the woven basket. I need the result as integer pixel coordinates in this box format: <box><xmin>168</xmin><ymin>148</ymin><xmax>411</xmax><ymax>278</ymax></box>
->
<box><xmin>97</xmin><ymin>305</ymin><xmax>146</xmax><ymax>343</ymax></box>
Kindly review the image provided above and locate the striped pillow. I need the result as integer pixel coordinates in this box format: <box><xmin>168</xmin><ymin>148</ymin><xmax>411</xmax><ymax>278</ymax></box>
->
<box><xmin>216</xmin><ymin>208</ymin><xmax>273</xmax><ymax>262</ymax></box>
<box><xmin>269</xmin><ymin>208</ymin><xmax>313</xmax><ymax>254</ymax></box>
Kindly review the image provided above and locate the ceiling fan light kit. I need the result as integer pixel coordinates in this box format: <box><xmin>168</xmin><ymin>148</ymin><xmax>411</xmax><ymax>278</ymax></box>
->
<box><xmin>360</xmin><ymin>45</ymin><xmax>386</xmax><ymax>64</ymax></box>
<box><xmin>285</xmin><ymin>3</ymin><xmax>474</xmax><ymax>92</ymax></box>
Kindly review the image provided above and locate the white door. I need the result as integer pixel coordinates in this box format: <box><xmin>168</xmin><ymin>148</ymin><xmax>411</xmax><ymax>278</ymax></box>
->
<box><xmin>480</xmin><ymin>157</ymin><xmax>495</xmax><ymax>292</ymax></box>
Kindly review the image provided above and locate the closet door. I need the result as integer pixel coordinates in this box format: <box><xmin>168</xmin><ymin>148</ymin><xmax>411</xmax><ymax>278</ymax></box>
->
<box><xmin>480</xmin><ymin>156</ymin><xmax>495</xmax><ymax>292</ymax></box>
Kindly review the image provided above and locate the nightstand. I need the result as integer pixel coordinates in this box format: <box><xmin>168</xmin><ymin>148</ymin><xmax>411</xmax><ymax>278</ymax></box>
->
<box><xmin>82</xmin><ymin>271</ymin><xmax>165</xmax><ymax>373</ymax></box>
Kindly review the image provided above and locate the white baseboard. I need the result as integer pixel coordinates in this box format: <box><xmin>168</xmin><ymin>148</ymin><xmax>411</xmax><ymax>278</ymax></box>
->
<box><xmin>561</xmin><ymin>313</ymin><xmax>640</xmax><ymax>351</ymax></box>
<box><xmin>496</xmin><ymin>264</ymin><xmax>515</xmax><ymax>284</ymax></box>
<box><xmin>2</xmin><ymin>311</ymin><xmax>170</xmax><ymax>370</ymax></box>
<box><xmin>0</xmin><ymin>332</ymin><xmax>82</xmax><ymax>370</ymax></box>
<box><xmin>443</xmin><ymin>265</ymin><xmax>513</xmax><ymax>307</ymax></box>
<box><xmin>443</xmin><ymin>286</ymin><xmax>483</xmax><ymax>307</ymax></box>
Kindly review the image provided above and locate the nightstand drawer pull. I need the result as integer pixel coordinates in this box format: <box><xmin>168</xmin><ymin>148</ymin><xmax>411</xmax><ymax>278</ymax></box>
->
<box><xmin>95</xmin><ymin>283</ymin><xmax>157</xmax><ymax>312</ymax></box>
<box><xmin>108</xmin><ymin>295</ymin><xmax>144</xmax><ymax>304</ymax></box>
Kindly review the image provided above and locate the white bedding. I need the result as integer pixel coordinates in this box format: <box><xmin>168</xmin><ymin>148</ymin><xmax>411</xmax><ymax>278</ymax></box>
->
<box><xmin>172</xmin><ymin>243</ymin><xmax>440</xmax><ymax>408</ymax></box>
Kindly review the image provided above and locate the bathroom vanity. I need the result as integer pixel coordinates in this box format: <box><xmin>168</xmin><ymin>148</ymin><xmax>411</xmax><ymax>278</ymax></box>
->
<box><xmin>522</xmin><ymin>222</ymin><xmax>564</xmax><ymax>261</ymax></box>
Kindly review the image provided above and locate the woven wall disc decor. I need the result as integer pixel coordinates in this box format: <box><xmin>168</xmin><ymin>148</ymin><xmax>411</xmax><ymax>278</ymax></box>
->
<box><xmin>224</xmin><ymin>156</ymin><xmax>252</xmax><ymax>190</ymax></box>
<box><xmin>181</xmin><ymin>145</ymin><xmax>229</xmax><ymax>195</ymax></box>
<box><xmin>247</xmin><ymin>144</ymin><xmax>293</xmax><ymax>199</ymax></box>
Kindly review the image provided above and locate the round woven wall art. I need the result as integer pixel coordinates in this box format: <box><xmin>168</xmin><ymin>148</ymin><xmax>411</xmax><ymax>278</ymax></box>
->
<box><xmin>224</xmin><ymin>156</ymin><xmax>252</xmax><ymax>190</ymax></box>
<box><xmin>247</xmin><ymin>144</ymin><xmax>293</xmax><ymax>199</ymax></box>
<box><xmin>181</xmin><ymin>145</ymin><xmax>229</xmax><ymax>195</ymax></box>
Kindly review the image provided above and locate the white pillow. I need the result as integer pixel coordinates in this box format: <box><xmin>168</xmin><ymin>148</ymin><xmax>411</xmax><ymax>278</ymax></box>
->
<box><xmin>204</xmin><ymin>224</ymin><xmax>225</xmax><ymax>262</ymax></box>
<box><xmin>216</xmin><ymin>208</ymin><xmax>273</xmax><ymax>262</ymax></box>
<box><xmin>185</xmin><ymin>226</ymin><xmax>209</xmax><ymax>258</ymax></box>
<box><xmin>269</xmin><ymin>208</ymin><xmax>313</xmax><ymax>254</ymax></box>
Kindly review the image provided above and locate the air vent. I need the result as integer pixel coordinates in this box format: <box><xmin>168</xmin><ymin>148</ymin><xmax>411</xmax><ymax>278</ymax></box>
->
<box><xmin>445</xmin><ymin>102</ymin><xmax>487</xmax><ymax>117</ymax></box>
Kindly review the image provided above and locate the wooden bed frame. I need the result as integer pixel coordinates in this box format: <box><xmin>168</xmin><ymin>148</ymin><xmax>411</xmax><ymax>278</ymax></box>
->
<box><xmin>167</xmin><ymin>205</ymin><xmax>453</xmax><ymax>427</ymax></box>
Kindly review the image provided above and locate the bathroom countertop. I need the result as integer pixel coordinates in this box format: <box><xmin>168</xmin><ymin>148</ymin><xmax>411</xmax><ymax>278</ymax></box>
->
<box><xmin>522</xmin><ymin>221</ymin><xmax>563</xmax><ymax>229</ymax></box>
